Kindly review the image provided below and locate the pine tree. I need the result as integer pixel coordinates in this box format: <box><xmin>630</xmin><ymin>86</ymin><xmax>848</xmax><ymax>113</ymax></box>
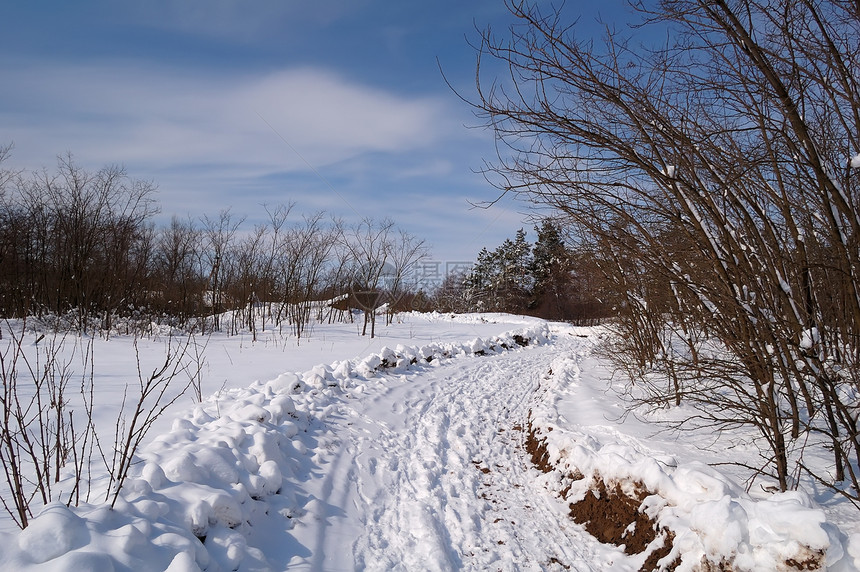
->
<box><xmin>495</xmin><ymin>228</ymin><xmax>532</xmax><ymax>311</ymax></box>
<box><xmin>530</xmin><ymin>220</ymin><xmax>571</xmax><ymax>315</ymax></box>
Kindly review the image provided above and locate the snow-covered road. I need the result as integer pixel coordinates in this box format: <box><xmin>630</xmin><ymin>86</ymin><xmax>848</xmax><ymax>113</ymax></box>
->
<box><xmin>292</xmin><ymin>340</ymin><xmax>598</xmax><ymax>571</ymax></box>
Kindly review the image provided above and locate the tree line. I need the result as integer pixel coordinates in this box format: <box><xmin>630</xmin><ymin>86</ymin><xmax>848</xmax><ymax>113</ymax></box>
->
<box><xmin>434</xmin><ymin>220</ymin><xmax>607</xmax><ymax>323</ymax></box>
<box><xmin>473</xmin><ymin>0</ymin><xmax>860</xmax><ymax>501</ymax></box>
<box><xmin>0</xmin><ymin>147</ymin><xmax>426</xmax><ymax>338</ymax></box>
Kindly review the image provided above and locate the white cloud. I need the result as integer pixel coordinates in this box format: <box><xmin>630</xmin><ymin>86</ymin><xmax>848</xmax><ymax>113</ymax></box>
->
<box><xmin>0</xmin><ymin>58</ymin><xmax>510</xmax><ymax>263</ymax></box>
<box><xmin>0</xmin><ymin>62</ymin><xmax>454</xmax><ymax>178</ymax></box>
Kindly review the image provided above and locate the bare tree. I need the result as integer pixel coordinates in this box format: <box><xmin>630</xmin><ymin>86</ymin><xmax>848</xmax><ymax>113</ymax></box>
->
<box><xmin>0</xmin><ymin>154</ymin><xmax>158</xmax><ymax>329</ymax></box>
<box><xmin>154</xmin><ymin>216</ymin><xmax>204</xmax><ymax>326</ymax></box>
<box><xmin>0</xmin><ymin>143</ymin><xmax>15</xmax><ymax>191</ymax></box>
<box><xmin>471</xmin><ymin>0</ymin><xmax>860</xmax><ymax>496</ymax></box>
<box><xmin>0</xmin><ymin>146</ymin><xmax>434</xmax><ymax>342</ymax></box>
<box><xmin>288</xmin><ymin>213</ymin><xmax>339</xmax><ymax>340</ymax></box>
<box><xmin>342</xmin><ymin>218</ymin><xmax>395</xmax><ymax>338</ymax></box>
<box><xmin>260</xmin><ymin>203</ymin><xmax>295</xmax><ymax>329</ymax></box>
<box><xmin>232</xmin><ymin>223</ymin><xmax>268</xmax><ymax>337</ymax></box>
<box><xmin>385</xmin><ymin>229</ymin><xmax>428</xmax><ymax>325</ymax></box>
<box><xmin>201</xmin><ymin>210</ymin><xmax>244</xmax><ymax>332</ymax></box>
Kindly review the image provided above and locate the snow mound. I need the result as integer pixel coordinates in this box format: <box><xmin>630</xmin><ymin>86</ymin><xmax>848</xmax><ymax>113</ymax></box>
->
<box><xmin>16</xmin><ymin>503</ymin><xmax>89</xmax><ymax>563</ymax></box>
<box><xmin>528</xmin><ymin>354</ymin><xmax>857</xmax><ymax>571</ymax></box>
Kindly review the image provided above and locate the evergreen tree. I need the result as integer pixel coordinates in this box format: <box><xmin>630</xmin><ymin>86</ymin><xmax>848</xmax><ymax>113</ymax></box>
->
<box><xmin>463</xmin><ymin>247</ymin><xmax>495</xmax><ymax>310</ymax></box>
<box><xmin>530</xmin><ymin>220</ymin><xmax>571</xmax><ymax>315</ymax></box>
<box><xmin>455</xmin><ymin>222</ymin><xmax>605</xmax><ymax>320</ymax></box>
<box><xmin>498</xmin><ymin>228</ymin><xmax>532</xmax><ymax>311</ymax></box>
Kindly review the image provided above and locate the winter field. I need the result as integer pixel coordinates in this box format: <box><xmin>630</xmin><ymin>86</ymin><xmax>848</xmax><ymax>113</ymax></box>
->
<box><xmin>0</xmin><ymin>312</ymin><xmax>858</xmax><ymax>571</ymax></box>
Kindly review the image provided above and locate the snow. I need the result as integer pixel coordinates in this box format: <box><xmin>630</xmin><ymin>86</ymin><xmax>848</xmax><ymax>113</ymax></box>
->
<box><xmin>801</xmin><ymin>326</ymin><xmax>820</xmax><ymax>350</ymax></box>
<box><xmin>0</xmin><ymin>314</ymin><xmax>857</xmax><ymax>570</ymax></box>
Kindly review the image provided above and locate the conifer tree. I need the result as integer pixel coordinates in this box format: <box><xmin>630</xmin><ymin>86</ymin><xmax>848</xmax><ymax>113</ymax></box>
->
<box><xmin>530</xmin><ymin>220</ymin><xmax>571</xmax><ymax>316</ymax></box>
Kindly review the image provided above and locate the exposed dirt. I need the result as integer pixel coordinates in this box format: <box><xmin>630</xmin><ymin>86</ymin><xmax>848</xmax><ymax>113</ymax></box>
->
<box><xmin>785</xmin><ymin>549</ymin><xmax>826</xmax><ymax>570</ymax></box>
<box><xmin>513</xmin><ymin>334</ymin><xmax>530</xmax><ymax>347</ymax></box>
<box><xmin>567</xmin><ymin>479</ymin><xmax>676</xmax><ymax>571</ymax></box>
<box><xmin>568</xmin><ymin>479</ymin><xmax>652</xmax><ymax>553</ymax></box>
<box><xmin>525</xmin><ymin>422</ymin><xmax>553</xmax><ymax>473</ymax></box>
<box><xmin>526</xmin><ymin>425</ymin><xmax>678</xmax><ymax>572</ymax></box>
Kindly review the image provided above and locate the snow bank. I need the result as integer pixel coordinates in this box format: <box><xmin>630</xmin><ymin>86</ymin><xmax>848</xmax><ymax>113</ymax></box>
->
<box><xmin>0</xmin><ymin>322</ymin><xmax>550</xmax><ymax>571</ymax></box>
<box><xmin>528</xmin><ymin>353</ymin><xmax>858</xmax><ymax>571</ymax></box>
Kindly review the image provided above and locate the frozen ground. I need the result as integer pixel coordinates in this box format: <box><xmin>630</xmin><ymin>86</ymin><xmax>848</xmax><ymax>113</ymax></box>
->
<box><xmin>0</xmin><ymin>313</ymin><xmax>858</xmax><ymax>570</ymax></box>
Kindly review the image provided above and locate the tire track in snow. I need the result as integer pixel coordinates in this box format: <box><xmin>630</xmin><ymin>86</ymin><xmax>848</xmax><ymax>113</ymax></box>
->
<box><xmin>298</xmin><ymin>335</ymin><xmax>605</xmax><ymax>571</ymax></box>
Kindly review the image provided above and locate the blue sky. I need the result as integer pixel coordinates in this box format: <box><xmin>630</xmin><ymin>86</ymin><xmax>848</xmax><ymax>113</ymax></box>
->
<box><xmin>0</xmin><ymin>1</ymin><xmax>631</xmax><ymax>263</ymax></box>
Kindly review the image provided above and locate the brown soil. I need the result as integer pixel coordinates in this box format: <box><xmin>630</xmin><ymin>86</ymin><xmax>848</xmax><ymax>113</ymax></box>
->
<box><xmin>568</xmin><ymin>479</ymin><xmax>676</xmax><ymax>570</ymax></box>
<box><xmin>526</xmin><ymin>423</ymin><xmax>677</xmax><ymax>571</ymax></box>
<box><xmin>786</xmin><ymin>549</ymin><xmax>826</xmax><ymax>570</ymax></box>
<box><xmin>513</xmin><ymin>334</ymin><xmax>530</xmax><ymax>347</ymax></box>
<box><xmin>525</xmin><ymin>423</ymin><xmax>553</xmax><ymax>473</ymax></box>
<box><xmin>569</xmin><ymin>479</ymin><xmax>652</xmax><ymax>553</ymax></box>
